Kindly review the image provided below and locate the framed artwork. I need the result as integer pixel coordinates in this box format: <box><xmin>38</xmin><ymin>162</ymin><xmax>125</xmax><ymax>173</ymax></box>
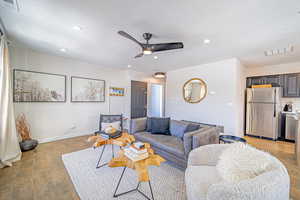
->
<box><xmin>109</xmin><ymin>87</ymin><xmax>125</xmax><ymax>96</ymax></box>
<box><xmin>13</xmin><ymin>69</ymin><xmax>66</xmax><ymax>102</ymax></box>
<box><xmin>71</xmin><ymin>76</ymin><xmax>105</xmax><ymax>102</ymax></box>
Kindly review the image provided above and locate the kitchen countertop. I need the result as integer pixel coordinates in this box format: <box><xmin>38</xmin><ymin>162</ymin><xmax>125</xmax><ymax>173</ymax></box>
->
<box><xmin>281</xmin><ymin>111</ymin><xmax>300</xmax><ymax>120</ymax></box>
<box><xmin>281</xmin><ymin>111</ymin><xmax>299</xmax><ymax>114</ymax></box>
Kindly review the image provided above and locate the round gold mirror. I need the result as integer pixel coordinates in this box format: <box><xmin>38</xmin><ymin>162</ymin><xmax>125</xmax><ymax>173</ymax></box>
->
<box><xmin>183</xmin><ymin>78</ymin><xmax>207</xmax><ymax>103</ymax></box>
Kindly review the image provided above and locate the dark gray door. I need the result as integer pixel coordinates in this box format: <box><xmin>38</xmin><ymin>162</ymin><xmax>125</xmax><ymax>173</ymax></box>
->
<box><xmin>131</xmin><ymin>81</ymin><xmax>147</xmax><ymax>118</ymax></box>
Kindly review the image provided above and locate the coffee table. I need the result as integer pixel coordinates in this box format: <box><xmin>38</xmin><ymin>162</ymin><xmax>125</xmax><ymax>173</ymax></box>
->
<box><xmin>108</xmin><ymin>143</ymin><xmax>165</xmax><ymax>200</ymax></box>
<box><xmin>88</xmin><ymin>132</ymin><xmax>135</xmax><ymax>168</ymax></box>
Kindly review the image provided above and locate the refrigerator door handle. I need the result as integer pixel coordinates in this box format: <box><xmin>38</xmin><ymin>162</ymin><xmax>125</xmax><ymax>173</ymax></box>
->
<box><xmin>274</xmin><ymin>89</ymin><xmax>276</xmax><ymax>117</ymax></box>
<box><xmin>250</xmin><ymin>89</ymin><xmax>254</xmax><ymax>133</ymax></box>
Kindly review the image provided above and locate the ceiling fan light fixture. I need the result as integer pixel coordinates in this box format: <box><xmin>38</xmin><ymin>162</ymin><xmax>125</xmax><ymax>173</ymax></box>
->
<box><xmin>143</xmin><ymin>49</ymin><xmax>152</xmax><ymax>55</ymax></box>
<box><xmin>154</xmin><ymin>72</ymin><xmax>166</xmax><ymax>79</ymax></box>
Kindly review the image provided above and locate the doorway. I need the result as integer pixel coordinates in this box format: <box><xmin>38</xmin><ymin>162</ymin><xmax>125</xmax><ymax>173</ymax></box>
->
<box><xmin>131</xmin><ymin>81</ymin><xmax>147</xmax><ymax>119</ymax></box>
<box><xmin>150</xmin><ymin>84</ymin><xmax>164</xmax><ymax>117</ymax></box>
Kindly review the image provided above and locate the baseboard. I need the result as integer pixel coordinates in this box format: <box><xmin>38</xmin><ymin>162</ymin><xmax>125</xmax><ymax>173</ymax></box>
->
<box><xmin>37</xmin><ymin>132</ymin><xmax>92</xmax><ymax>144</ymax></box>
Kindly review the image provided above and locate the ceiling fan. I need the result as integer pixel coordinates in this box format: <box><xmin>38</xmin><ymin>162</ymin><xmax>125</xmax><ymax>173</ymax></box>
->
<box><xmin>118</xmin><ymin>31</ymin><xmax>184</xmax><ymax>58</ymax></box>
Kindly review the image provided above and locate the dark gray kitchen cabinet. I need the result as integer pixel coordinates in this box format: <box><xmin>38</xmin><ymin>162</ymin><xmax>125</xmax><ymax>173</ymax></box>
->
<box><xmin>246</xmin><ymin>75</ymin><xmax>281</xmax><ymax>88</ymax></box>
<box><xmin>282</xmin><ymin>74</ymin><xmax>300</xmax><ymax>97</ymax></box>
<box><xmin>246</xmin><ymin>77</ymin><xmax>267</xmax><ymax>87</ymax></box>
<box><xmin>247</xmin><ymin>73</ymin><xmax>300</xmax><ymax>98</ymax></box>
<box><xmin>266</xmin><ymin>75</ymin><xmax>281</xmax><ymax>87</ymax></box>
<box><xmin>251</xmin><ymin>77</ymin><xmax>267</xmax><ymax>85</ymax></box>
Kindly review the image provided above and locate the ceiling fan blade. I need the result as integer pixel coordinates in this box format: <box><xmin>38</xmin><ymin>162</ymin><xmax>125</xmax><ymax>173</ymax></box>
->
<box><xmin>150</xmin><ymin>42</ymin><xmax>184</xmax><ymax>52</ymax></box>
<box><xmin>134</xmin><ymin>53</ymin><xmax>144</xmax><ymax>58</ymax></box>
<box><xmin>118</xmin><ymin>31</ymin><xmax>143</xmax><ymax>47</ymax></box>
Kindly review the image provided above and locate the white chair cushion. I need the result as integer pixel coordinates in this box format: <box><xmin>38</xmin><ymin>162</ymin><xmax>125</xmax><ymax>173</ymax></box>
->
<box><xmin>185</xmin><ymin>166</ymin><xmax>222</xmax><ymax>200</ymax></box>
<box><xmin>208</xmin><ymin>169</ymin><xmax>290</xmax><ymax>200</ymax></box>
<box><xmin>101</xmin><ymin>121</ymin><xmax>121</xmax><ymax>131</ymax></box>
<box><xmin>216</xmin><ymin>143</ymin><xmax>278</xmax><ymax>182</ymax></box>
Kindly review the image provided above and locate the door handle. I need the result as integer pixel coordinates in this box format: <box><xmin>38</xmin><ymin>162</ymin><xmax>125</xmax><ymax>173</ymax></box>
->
<box><xmin>274</xmin><ymin>89</ymin><xmax>276</xmax><ymax>117</ymax></box>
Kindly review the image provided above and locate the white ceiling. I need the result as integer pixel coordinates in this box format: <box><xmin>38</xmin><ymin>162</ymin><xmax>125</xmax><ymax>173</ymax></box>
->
<box><xmin>1</xmin><ymin>0</ymin><xmax>300</xmax><ymax>72</ymax></box>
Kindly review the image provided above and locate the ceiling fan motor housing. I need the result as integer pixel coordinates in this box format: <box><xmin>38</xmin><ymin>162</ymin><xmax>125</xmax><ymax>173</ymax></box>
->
<box><xmin>143</xmin><ymin>33</ymin><xmax>152</xmax><ymax>41</ymax></box>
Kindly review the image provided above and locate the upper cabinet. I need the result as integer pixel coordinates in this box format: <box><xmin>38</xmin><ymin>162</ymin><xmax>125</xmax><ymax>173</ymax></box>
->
<box><xmin>246</xmin><ymin>75</ymin><xmax>281</xmax><ymax>88</ymax></box>
<box><xmin>282</xmin><ymin>74</ymin><xmax>300</xmax><ymax>97</ymax></box>
<box><xmin>247</xmin><ymin>73</ymin><xmax>300</xmax><ymax>98</ymax></box>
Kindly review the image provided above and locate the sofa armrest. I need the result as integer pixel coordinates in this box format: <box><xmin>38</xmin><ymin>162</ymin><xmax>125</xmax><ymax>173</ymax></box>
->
<box><xmin>188</xmin><ymin>144</ymin><xmax>230</xmax><ymax>166</ymax></box>
<box><xmin>192</xmin><ymin>127</ymin><xmax>220</xmax><ymax>149</ymax></box>
<box><xmin>129</xmin><ymin>117</ymin><xmax>147</xmax><ymax>134</ymax></box>
<box><xmin>183</xmin><ymin>127</ymin><xmax>210</xmax><ymax>156</ymax></box>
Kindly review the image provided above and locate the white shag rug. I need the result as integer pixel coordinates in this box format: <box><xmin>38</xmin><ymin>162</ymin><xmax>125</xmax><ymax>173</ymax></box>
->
<box><xmin>62</xmin><ymin>146</ymin><xmax>186</xmax><ymax>200</ymax></box>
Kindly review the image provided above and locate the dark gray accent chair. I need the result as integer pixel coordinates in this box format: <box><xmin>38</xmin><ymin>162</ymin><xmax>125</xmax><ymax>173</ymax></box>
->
<box><xmin>95</xmin><ymin>114</ymin><xmax>123</xmax><ymax>135</ymax></box>
<box><xmin>129</xmin><ymin>118</ymin><xmax>222</xmax><ymax>169</ymax></box>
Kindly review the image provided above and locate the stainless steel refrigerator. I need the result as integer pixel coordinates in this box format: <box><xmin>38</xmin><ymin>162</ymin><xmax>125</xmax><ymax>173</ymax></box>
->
<box><xmin>246</xmin><ymin>87</ymin><xmax>281</xmax><ymax>140</ymax></box>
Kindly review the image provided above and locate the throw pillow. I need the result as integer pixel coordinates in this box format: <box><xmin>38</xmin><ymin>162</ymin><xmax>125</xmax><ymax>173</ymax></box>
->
<box><xmin>146</xmin><ymin>117</ymin><xmax>152</xmax><ymax>132</ymax></box>
<box><xmin>170</xmin><ymin>120</ymin><xmax>189</xmax><ymax>138</ymax></box>
<box><xmin>216</xmin><ymin>143</ymin><xmax>278</xmax><ymax>182</ymax></box>
<box><xmin>101</xmin><ymin>121</ymin><xmax>121</xmax><ymax>131</ymax></box>
<box><xmin>150</xmin><ymin>117</ymin><xmax>170</xmax><ymax>135</ymax></box>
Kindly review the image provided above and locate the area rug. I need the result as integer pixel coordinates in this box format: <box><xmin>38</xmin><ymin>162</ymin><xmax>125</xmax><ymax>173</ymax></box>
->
<box><xmin>62</xmin><ymin>146</ymin><xmax>186</xmax><ymax>200</ymax></box>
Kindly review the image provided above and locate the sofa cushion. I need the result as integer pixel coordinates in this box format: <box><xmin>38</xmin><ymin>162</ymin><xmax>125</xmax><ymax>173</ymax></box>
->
<box><xmin>185</xmin><ymin>165</ymin><xmax>222</xmax><ymax>200</ymax></box>
<box><xmin>150</xmin><ymin>117</ymin><xmax>170</xmax><ymax>135</ymax></box>
<box><xmin>101</xmin><ymin>121</ymin><xmax>121</xmax><ymax>131</ymax></box>
<box><xmin>170</xmin><ymin>120</ymin><xmax>189</xmax><ymax>138</ymax></box>
<box><xmin>186</xmin><ymin>123</ymin><xmax>200</xmax><ymax>133</ymax></box>
<box><xmin>130</xmin><ymin>118</ymin><xmax>147</xmax><ymax>133</ymax></box>
<box><xmin>134</xmin><ymin>132</ymin><xmax>184</xmax><ymax>157</ymax></box>
<box><xmin>216</xmin><ymin>143</ymin><xmax>279</xmax><ymax>182</ymax></box>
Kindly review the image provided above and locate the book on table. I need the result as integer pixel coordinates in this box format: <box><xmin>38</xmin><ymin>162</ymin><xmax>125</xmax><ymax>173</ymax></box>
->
<box><xmin>124</xmin><ymin>147</ymin><xmax>149</xmax><ymax>162</ymax></box>
<box><xmin>129</xmin><ymin>145</ymin><xmax>147</xmax><ymax>154</ymax></box>
<box><xmin>133</xmin><ymin>142</ymin><xmax>145</xmax><ymax>149</ymax></box>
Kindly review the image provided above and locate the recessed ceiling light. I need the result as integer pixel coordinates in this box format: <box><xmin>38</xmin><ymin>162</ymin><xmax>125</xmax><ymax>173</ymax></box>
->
<box><xmin>72</xmin><ymin>26</ymin><xmax>82</xmax><ymax>31</ymax></box>
<box><xmin>154</xmin><ymin>56</ymin><xmax>158</xmax><ymax>59</ymax></box>
<box><xmin>127</xmin><ymin>65</ymin><xmax>131</xmax><ymax>68</ymax></box>
<box><xmin>203</xmin><ymin>39</ymin><xmax>211</xmax><ymax>44</ymax></box>
<box><xmin>60</xmin><ymin>48</ymin><xmax>67</xmax><ymax>52</ymax></box>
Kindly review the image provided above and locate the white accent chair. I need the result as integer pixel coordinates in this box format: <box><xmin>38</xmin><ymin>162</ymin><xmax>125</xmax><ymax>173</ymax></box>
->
<box><xmin>185</xmin><ymin>144</ymin><xmax>290</xmax><ymax>200</ymax></box>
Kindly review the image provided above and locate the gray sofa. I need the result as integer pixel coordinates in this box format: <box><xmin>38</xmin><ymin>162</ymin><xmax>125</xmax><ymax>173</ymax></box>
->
<box><xmin>129</xmin><ymin>118</ymin><xmax>222</xmax><ymax>168</ymax></box>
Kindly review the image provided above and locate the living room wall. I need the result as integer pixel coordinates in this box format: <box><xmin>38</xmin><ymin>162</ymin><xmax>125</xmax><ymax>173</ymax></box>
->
<box><xmin>165</xmin><ymin>58</ymin><xmax>245</xmax><ymax>136</ymax></box>
<box><xmin>9</xmin><ymin>45</ymin><xmax>160</xmax><ymax>142</ymax></box>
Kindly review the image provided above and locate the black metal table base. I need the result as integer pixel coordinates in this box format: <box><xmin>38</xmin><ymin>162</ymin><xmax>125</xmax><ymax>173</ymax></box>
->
<box><xmin>95</xmin><ymin>144</ymin><xmax>115</xmax><ymax>169</ymax></box>
<box><xmin>113</xmin><ymin>167</ymin><xmax>155</xmax><ymax>200</ymax></box>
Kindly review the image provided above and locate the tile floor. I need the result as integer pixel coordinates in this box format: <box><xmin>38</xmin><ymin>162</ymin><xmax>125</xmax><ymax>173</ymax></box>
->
<box><xmin>0</xmin><ymin>135</ymin><xmax>299</xmax><ymax>200</ymax></box>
